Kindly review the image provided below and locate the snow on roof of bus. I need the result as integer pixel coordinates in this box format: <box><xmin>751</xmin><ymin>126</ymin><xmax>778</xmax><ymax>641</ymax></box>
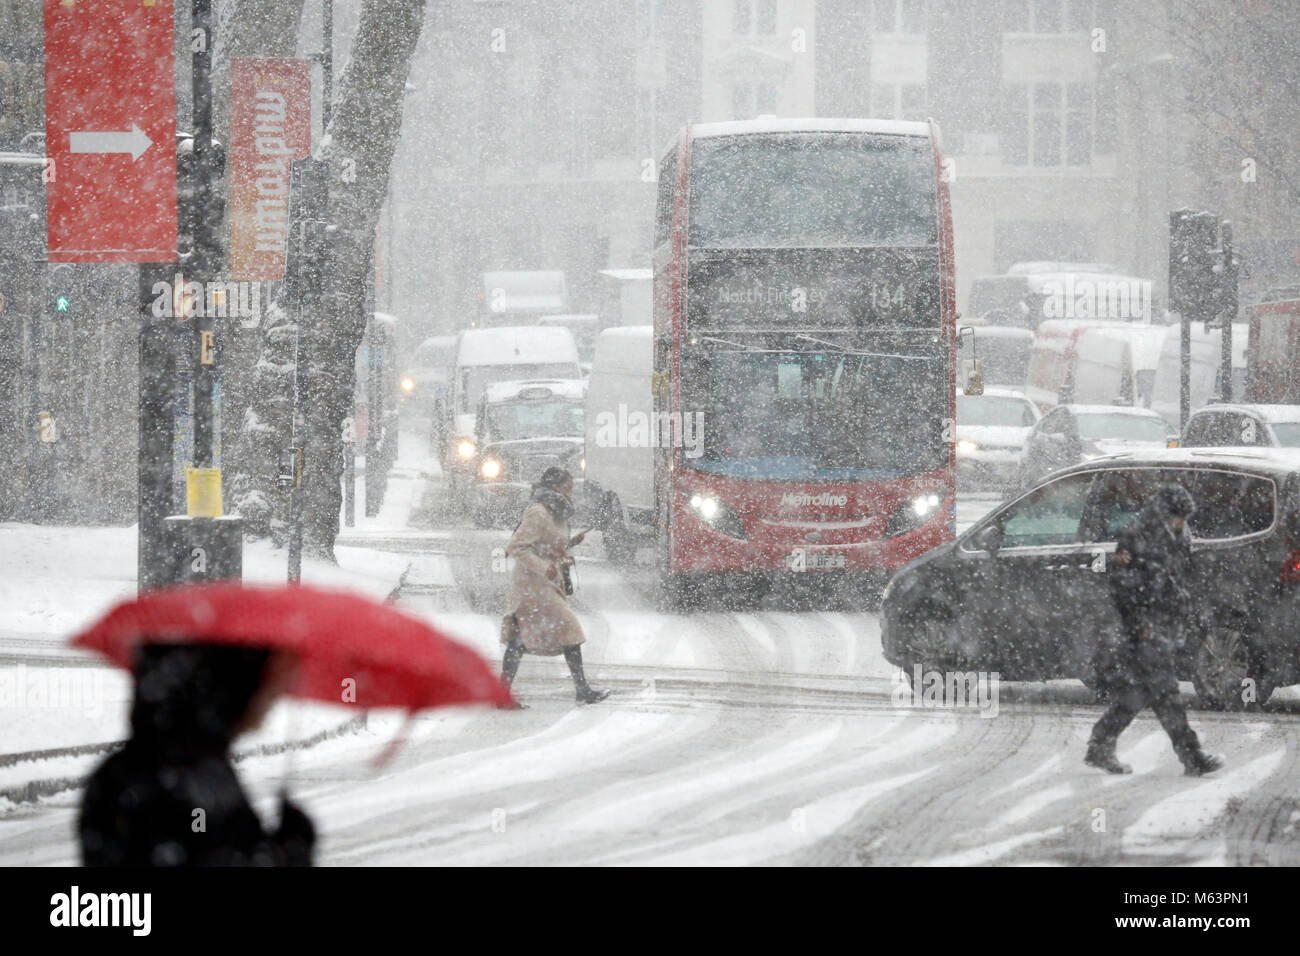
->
<box><xmin>689</xmin><ymin>118</ymin><xmax>931</xmax><ymax>139</ymax></box>
<box><xmin>457</xmin><ymin>326</ymin><xmax>579</xmax><ymax>367</ymax></box>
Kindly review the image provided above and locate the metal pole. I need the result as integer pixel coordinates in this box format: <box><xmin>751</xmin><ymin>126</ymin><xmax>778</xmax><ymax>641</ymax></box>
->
<box><xmin>191</xmin><ymin>0</ymin><xmax>216</xmax><ymax>469</ymax></box>
<box><xmin>322</xmin><ymin>0</ymin><xmax>333</xmax><ymax>131</ymax></box>
<box><xmin>1219</xmin><ymin>220</ymin><xmax>1237</xmax><ymax>403</ymax></box>
<box><xmin>1179</xmin><ymin>311</ymin><xmax>1190</xmax><ymax>432</ymax></box>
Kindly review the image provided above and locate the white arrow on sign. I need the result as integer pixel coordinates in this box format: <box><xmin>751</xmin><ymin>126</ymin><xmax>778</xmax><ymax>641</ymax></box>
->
<box><xmin>69</xmin><ymin>123</ymin><xmax>153</xmax><ymax>161</ymax></box>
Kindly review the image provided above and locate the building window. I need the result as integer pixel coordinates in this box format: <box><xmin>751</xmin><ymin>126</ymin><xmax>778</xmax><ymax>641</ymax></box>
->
<box><xmin>872</xmin><ymin>82</ymin><xmax>927</xmax><ymax>121</ymax></box>
<box><xmin>732</xmin><ymin>82</ymin><xmax>779</xmax><ymax>118</ymax></box>
<box><xmin>734</xmin><ymin>0</ymin><xmax>778</xmax><ymax>35</ymax></box>
<box><xmin>1003</xmin><ymin>0</ymin><xmax>1093</xmax><ymax>33</ymax></box>
<box><xmin>872</xmin><ymin>0</ymin><xmax>926</xmax><ymax>35</ymax></box>
<box><xmin>1002</xmin><ymin>81</ymin><xmax>1095</xmax><ymax>166</ymax></box>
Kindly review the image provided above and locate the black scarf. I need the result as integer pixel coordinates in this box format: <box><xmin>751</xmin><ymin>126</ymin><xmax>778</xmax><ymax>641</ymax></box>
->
<box><xmin>532</xmin><ymin>486</ymin><xmax>574</xmax><ymax>524</ymax></box>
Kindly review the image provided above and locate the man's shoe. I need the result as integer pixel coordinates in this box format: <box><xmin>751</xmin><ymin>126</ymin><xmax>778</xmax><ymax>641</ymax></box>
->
<box><xmin>496</xmin><ymin>699</ymin><xmax>529</xmax><ymax>710</ymax></box>
<box><xmin>1184</xmin><ymin>752</ymin><xmax>1225</xmax><ymax>777</ymax></box>
<box><xmin>1084</xmin><ymin>749</ymin><xmax>1133</xmax><ymax>774</ymax></box>
<box><xmin>576</xmin><ymin>687</ymin><xmax>611</xmax><ymax>705</ymax></box>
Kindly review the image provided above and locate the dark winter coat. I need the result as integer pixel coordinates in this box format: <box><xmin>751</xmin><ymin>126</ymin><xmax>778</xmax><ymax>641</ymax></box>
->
<box><xmin>79</xmin><ymin>644</ymin><xmax>314</xmax><ymax>866</ymax></box>
<box><xmin>1109</xmin><ymin>504</ymin><xmax>1194</xmax><ymax>630</ymax></box>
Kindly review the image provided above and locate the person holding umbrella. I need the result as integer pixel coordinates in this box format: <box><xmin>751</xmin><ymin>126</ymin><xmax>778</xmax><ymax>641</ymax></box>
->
<box><xmin>79</xmin><ymin>644</ymin><xmax>312</xmax><ymax>866</ymax></box>
<box><xmin>72</xmin><ymin>582</ymin><xmax>514</xmax><ymax>866</ymax></box>
<box><xmin>501</xmin><ymin>467</ymin><xmax>610</xmax><ymax>706</ymax></box>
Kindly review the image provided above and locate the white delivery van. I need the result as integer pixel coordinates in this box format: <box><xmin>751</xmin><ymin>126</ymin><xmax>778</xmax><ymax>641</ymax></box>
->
<box><xmin>402</xmin><ymin>334</ymin><xmax>457</xmax><ymax>417</ymax></box>
<box><xmin>583</xmin><ymin>327</ymin><xmax>654</xmax><ymax>564</ymax></box>
<box><xmin>441</xmin><ymin>326</ymin><xmax>582</xmax><ymax>492</ymax></box>
<box><xmin>1024</xmin><ymin>319</ymin><xmax>1164</xmax><ymax>410</ymax></box>
<box><xmin>1150</xmin><ymin>322</ymin><xmax>1249</xmax><ymax>429</ymax></box>
<box><xmin>1070</xmin><ymin>324</ymin><xmax>1168</xmax><ymax>407</ymax></box>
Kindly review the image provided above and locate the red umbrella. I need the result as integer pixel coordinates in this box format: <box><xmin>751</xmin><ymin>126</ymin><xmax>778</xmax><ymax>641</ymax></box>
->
<box><xmin>71</xmin><ymin>581</ymin><xmax>514</xmax><ymax>713</ymax></box>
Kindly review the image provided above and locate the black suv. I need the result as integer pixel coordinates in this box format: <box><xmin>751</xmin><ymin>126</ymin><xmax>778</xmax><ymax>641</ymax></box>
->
<box><xmin>882</xmin><ymin>449</ymin><xmax>1300</xmax><ymax>709</ymax></box>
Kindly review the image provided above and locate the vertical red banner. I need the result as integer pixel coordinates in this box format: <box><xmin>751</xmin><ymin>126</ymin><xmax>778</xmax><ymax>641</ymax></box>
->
<box><xmin>43</xmin><ymin>0</ymin><xmax>178</xmax><ymax>263</ymax></box>
<box><xmin>229</xmin><ymin>58</ymin><xmax>312</xmax><ymax>281</ymax></box>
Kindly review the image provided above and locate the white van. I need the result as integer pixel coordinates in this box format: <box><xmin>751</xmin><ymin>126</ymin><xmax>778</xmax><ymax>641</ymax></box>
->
<box><xmin>402</xmin><ymin>334</ymin><xmax>456</xmax><ymax>416</ymax></box>
<box><xmin>1150</xmin><ymin>322</ymin><xmax>1248</xmax><ymax>429</ymax></box>
<box><xmin>1024</xmin><ymin>319</ymin><xmax>1166</xmax><ymax>410</ymax></box>
<box><xmin>1071</xmin><ymin>324</ymin><xmax>1168</xmax><ymax>407</ymax></box>
<box><xmin>441</xmin><ymin>326</ymin><xmax>582</xmax><ymax>490</ymax></box>
<box><xmin>583</xmin><ymin>327</ymin><xmax>654</xmax><ymax>564</ymax></box>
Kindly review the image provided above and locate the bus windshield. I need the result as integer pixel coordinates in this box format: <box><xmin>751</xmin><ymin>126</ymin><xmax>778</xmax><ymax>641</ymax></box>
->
<box><xmin>681</xmin><ymin>340</ymin><xmax>948</xmax><ymax>480</ymax></box>
<box><xmin>688</xmin><ymin>133</ymin><xmax>937</xmax><ymax>249</ymax></box>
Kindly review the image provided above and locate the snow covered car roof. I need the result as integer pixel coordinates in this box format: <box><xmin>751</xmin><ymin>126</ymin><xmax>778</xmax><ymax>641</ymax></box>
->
<box><xmin>1058</xmin><ymin>404</ymin><xmax>1170</xmax><ymax>418</ymax></box>
<box><xmin>963</xmin><ymin>386</ymin><xmax>1035</xmax><ymax>402</ymax></box>
<box><xmin>1050</xmin><ymin>446</ymin><xmax>1300</xmax><ymax>476</ymax></box>
<box><xmin>1189</xmin><ymin>404</ymin><xmax>1300</xmax><ymax>424</ymax></box>
<box><xmin>483</xmin><ymin>379</ymin><xmax>586</xmax><ymax>404</ymax></box>
<box><xmin>690</xmin><ymin>117</ymin><xmax>932</xmax><ymax>140</ymax></box>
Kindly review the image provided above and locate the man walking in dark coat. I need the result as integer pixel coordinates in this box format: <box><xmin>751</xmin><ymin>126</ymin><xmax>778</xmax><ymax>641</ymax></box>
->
<box><xmin>1085</xmin><ymin>483</ymin><xmax>1225</xmax><ymax>776</ymax></box>
<box><xmin>80</xmin><ymin>644</ymin><xmax>314</xmax><ymax>865</ymax></box>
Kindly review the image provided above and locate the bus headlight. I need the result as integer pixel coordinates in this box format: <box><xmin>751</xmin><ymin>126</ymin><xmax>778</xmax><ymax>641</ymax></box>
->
<box><xmin>688</xmin><ymin>493</ymin><xmax>746</xmax><ymax>539</ymax></box>
<box><xmin>886</xmin><ymin>492</ymin><xmax>944</xmax><ymax>537</ymax></box>
<box><xmin>956</xmin><ymin>439</ymin><xmax>978</xmax><ymax>456</ymax></box>
<box><xmin>457</xmin><ymin>440</ymin><xmax>476</xmax><ymax>459</ymax></box>
<box><xmin>400</xmin><ymin>377</ymin><xmax>415</xmax><ymax>393</ymax></box>
<box><xmin>579</xmin><ymin>456</ymin><xmax>586</xmax><ymax>471</ymax></box>
<box><xmin>480</xmin><ymin>458</ymin><xmax>501</xmax><ymax>480</ymax></box>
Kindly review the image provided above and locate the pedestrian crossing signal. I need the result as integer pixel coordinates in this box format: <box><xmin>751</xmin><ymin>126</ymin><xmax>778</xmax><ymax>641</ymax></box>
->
<box><xmin>55</xmin><ymin>295</ymin><xmax>70</xmax><ymax>313</ymax></box>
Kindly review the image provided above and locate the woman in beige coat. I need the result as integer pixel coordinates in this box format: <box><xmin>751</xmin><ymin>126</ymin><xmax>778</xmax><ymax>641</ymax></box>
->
<box><xmin>500</xmin><ymin>467</ymin><xmax>610</xmax><ymax>706</ymax></box>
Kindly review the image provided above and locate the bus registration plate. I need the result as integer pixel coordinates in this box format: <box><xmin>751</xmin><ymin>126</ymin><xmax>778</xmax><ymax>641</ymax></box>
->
<box><xmin>791</xmin><ymin>550</ymin><xmax>846</xmax><ymax>571</ymax></box>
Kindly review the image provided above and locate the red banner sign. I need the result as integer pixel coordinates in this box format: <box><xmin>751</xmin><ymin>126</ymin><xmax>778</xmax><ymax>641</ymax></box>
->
<box><xmin>43</xmin><ymin>0</ymin><xmax>178</xmax><ymax>263</ymax></box>
<box><xmin>229</xmin><ymin>58</ymin><xmax>312</xmax><ymax>281</ymax></box>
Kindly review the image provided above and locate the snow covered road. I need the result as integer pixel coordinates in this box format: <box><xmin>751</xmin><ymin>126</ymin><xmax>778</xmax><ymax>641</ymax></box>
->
<box><xmin>4</xmin><ymin>466</ymin><xmax>1300</xmax><ymax>867</ymax></box>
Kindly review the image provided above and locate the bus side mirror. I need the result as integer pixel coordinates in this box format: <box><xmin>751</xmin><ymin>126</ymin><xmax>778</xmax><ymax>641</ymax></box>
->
<box><xmin>964</xmin><ymin>361</ymin><xmax>985</xmax><ymax>396</ymax></box>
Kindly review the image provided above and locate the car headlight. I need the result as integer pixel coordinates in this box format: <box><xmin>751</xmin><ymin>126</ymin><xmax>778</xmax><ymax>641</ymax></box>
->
<box><xmin>886</xmin><ymin>491</ymin><xmax>944</xmax><ymax>538</ymax></box>
<box><xmin>480</xmin><ymin>458</ymin><xmax>501</xmax><ymax>479</ymax></box>
<box><xmin>400</xmin><ymin>377</ymin><xmax>415</xmax><ymax>393</ymax></box>
<box><xmin>457</xmin><ymin>440</ymin><xmax>476</xmax><ymax>459</ymax></box>
<box><xmin>956</xmin><ymin>439</ymin><xmax>978</xmax><ymax>456</ymax></box>
<box><xmin>687</xmin><ymin>492</ymin><xmax>746</xmax><ymax>539</ymax></box>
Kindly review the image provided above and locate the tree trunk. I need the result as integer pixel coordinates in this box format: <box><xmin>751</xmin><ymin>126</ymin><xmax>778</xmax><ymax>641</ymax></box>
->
<box><xmin>300</xmin><ymin>0</ymin><xmax>427</xmax><ymax>558</ymax></box>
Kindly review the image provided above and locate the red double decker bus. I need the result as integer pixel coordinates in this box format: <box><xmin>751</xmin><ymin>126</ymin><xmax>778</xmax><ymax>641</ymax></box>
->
<box><xmin>651</xmin><ymin>118</ymin><xmax>957</xmax><ymax>605</ymax></box>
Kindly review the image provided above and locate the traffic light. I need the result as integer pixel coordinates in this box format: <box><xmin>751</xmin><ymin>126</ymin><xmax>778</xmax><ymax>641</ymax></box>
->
<box><xmin>1169</xmin><ymin>209</ymin><xmax>1219</xmax><ymax>319</ymax></box>
<box><xmin>177</xmin><ymin>132</ymin><xmax>227</xmax><ymax>265</ymax></box>
<box><xmin>48</xmin><ymin>262</ymin><xmax>75</xmax><ymax>316</ymax></box>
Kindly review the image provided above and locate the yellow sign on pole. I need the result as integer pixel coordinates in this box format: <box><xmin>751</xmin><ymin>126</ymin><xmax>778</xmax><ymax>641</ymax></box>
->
<box><xmin>186</xmin><ymin>467</ymin><xmax>224</xmax><ymax>517</ymax></box>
